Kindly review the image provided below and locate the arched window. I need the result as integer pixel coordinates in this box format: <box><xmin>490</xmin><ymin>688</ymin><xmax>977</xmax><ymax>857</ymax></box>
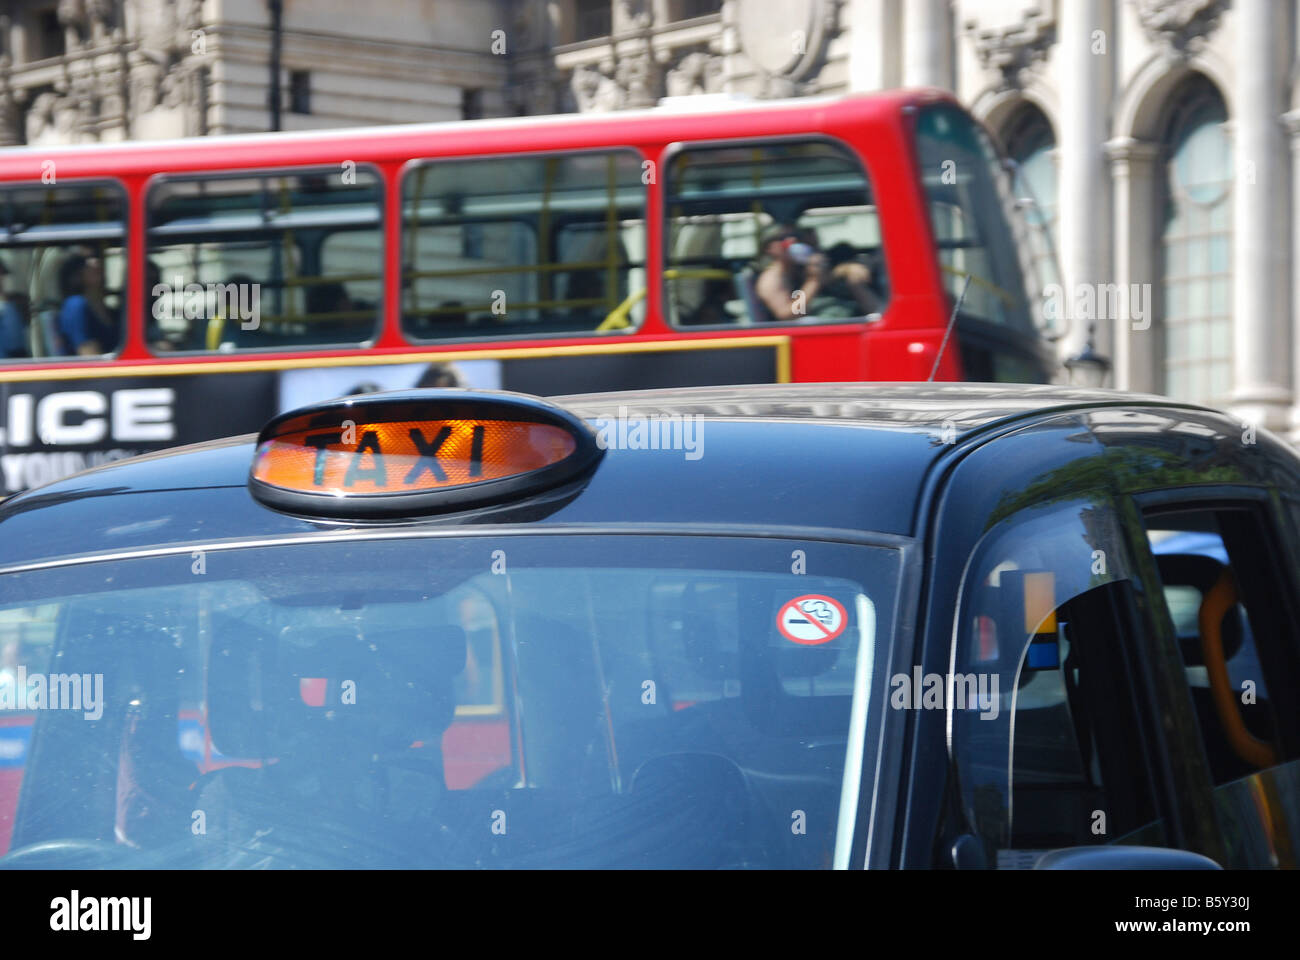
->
<box><xmin>1161</xmin><ymin>76</ymin><xmax>1231</xmax><ymax>405</ymax></box>
<box><xmin>1003</xmin><ymin>104</ymin><xmax>1060</xmax><ymax>295</ymax></box>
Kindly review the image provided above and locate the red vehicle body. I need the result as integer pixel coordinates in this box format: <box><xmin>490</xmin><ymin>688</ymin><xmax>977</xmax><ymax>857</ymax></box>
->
<box><xmin>0</xmin><ymin>88</ymin><xmax>1052</xmax><ymax>505</ymax></box>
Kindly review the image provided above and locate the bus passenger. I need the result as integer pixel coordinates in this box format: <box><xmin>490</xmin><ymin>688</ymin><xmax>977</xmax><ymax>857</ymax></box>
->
<box><xmin>822</xmin><ymin>241</ymin><xmax>883</xmax><ymax>316</ymax></box>
<box><xmin>755</xmin><ymin>226</ymin><xmax>880</xmax><ymax>322</ymax></box>
<box><xmin>307</xmin><ymin>281</ymin><xmax>371</xmax><ymax>341</ymax></box>
<box><xmin>0</xmin><ymin>260</ymin><xmax>26</xmax><ymax>359</ymax></box>
<box><xmin>57</xmin><ymin>253</ymin><xmax>118</xmax><ymax>356</ymax></box>
<box><xmin>754</xmin><ymin>225</ymin><xmax>824</xmax><ymax>322</ymax></box>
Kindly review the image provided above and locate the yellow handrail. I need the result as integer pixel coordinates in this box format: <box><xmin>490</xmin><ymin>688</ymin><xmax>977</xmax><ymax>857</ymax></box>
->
<box><xmin>939</xmin><ymin>264</ymin><xmax>1017</xmax><ymax>306</ymax></box>
<box><xmin>595</xmin><ymin>267</ymin><xmax>733</xmax><ymax>332</ymax></box>
<box><xmin>407</xmin><ymin>165</ymin><xmax>427</xmax><ymax>317</ymax></box>
<box><xmin>278</xmin><ymin>179</ymin><xmax>298</xmax><ymax>322</ymax></box>
<box><xmin>605</xmin><ymin>154</ymin><xmax>617</xmax><ymax>316</ymax></box>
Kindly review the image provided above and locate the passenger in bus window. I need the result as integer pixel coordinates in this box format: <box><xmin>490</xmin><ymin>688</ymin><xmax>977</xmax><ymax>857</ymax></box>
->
<box><xmin>755</xmin><ymin>226</ymin><xmax>882</xmax><ymax>323</ymax></box>
<box><xmin>57</xmin><ymin>253</ymin><xmax>118</xmax><ymax>356</ymax></box>
<box><xmin>821</xmin><ymin>241</ymin><xmax>884</xmax><ymax>316</ymax></box>
<box><xmin>563</xmin><ymin>269</ymin><xmax>606</xmax><ymax>327</ymax></box>
<box><xmin>306</xmin><ymin>281</ymin><xmax>366</xmax><ymax>341</ymax></box>
<box><xmin>688</xmin><ymin>277</ymin><xmax>737</xmax><ymax>326</ymax></box>
<box><xmin>0</xmin><ymin>260</ymin><xmax>28</xmax><ymax>359</ymax></box>
<box><xmin>754</xmin><ymin>225</ymin><xmax>825</xmax><ymax>322</ymax></box>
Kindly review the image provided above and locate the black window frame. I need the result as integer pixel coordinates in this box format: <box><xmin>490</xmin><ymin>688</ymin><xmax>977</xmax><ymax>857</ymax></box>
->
<box><xmin>1136</xmin><ymin>489</ymin><xmax>1300</xmax><ymax>756</ymax></box>
<box><xmin>1129</xmin><ymin>484</ymin><xmax>1300</xmax><ymax>865</ymax></box>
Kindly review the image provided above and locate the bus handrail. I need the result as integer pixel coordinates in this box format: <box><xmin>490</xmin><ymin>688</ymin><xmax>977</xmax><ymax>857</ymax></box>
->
<box><xmin>596</xmin><ymin>267</ymin><xmax>734</xmax><ymax>332</ymax></box>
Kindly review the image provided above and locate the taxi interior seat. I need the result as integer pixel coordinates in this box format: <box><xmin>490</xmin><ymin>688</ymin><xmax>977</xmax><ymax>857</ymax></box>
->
<box><xmin>998</xmin><ymin>578</ymin><xmax>1144</xmax><ymax>850</ymax></box>
<box><xmin>427</xmin><ymin>613</ymin><xmax>773</xmax><ymax>867</ymax></box>
<box><xmin>197</xmin><ymin>615</ymin><xmax>465</xmax><ymax>866</ymax></box>
<box><xmin>1155</xmin><ymin>552</ymin><xmax>1275</xmax><ymax>784</ymax></box>
<box><xmin>608</xmin><ymin>621</ymin><xmax>847</xmax><ymax>867</ymax></box>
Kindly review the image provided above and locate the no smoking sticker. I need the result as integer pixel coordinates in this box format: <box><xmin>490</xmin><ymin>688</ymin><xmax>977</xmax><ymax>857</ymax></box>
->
<box><xmin>777</xmin><ymin>594</ymin><xmax>848</xmax><ymax>645</ymax></box>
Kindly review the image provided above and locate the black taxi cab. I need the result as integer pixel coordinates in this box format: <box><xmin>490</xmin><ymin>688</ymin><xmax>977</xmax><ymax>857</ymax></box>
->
<box><xmin>0</xmin><ymin>382</ymin><xmax>1297</xmax><ymax>870</ymax></box>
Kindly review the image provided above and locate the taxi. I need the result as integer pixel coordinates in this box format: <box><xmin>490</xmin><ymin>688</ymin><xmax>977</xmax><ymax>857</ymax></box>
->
<box><xmin>0</xmin><ymin>382</ymin><xmax>1298</xmax><ymax>869</ymax></box>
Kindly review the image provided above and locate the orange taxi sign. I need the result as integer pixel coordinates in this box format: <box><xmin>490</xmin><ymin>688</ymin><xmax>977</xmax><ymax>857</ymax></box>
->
<box><xmin>248</xmin><ymin>391</ymin><xmax>602</xmax><ymax>517</ymax></box>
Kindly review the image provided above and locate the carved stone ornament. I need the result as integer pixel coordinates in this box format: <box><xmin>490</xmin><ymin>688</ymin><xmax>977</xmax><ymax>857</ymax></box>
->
<box><xmin>734</xmin><ymin>0</ymin><xmax>837</xmax><ymax>82</ymax></box>
<box><xmin>1133</xmin><ymin>0</ymin><xmax>1226</xmax><ymax>56</ymax></box>
<box><xmin>571</xmin><ymin>63</ymin><xmax>624</xmax><ymax>113</ymax></box>
<box><xmin>615</xmin><ymin>39</ymin><xmax>662</xmax><ymax>108</ymax></box>
<box><xmin>665</xmin><ymin>49</ymin><xmax>725</xmax><ymax>97</ymax></box>
<box><xmin>965</xmin><ymin>5</ymin><xmax>1056</xmax><ymax>90</ymax></box>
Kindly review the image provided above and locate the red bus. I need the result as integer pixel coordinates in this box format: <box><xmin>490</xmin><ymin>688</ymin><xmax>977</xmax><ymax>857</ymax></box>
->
<box><xmin>0</xmin><ymin>88</ymin><xmax>1055</xmax><ymax>498</ymax></box>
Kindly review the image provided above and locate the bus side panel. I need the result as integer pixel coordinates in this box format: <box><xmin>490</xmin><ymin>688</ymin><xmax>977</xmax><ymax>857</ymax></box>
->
<box><xmin>0</xmin><ymin>373</ymin><xmax>277</xmax><ymax>498</ymax></box>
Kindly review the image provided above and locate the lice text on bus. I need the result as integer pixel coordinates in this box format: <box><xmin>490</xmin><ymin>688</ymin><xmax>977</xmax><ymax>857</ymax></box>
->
<box><xmin>0</xmin><ymin>389</ymin><xmax>175</xmax><ymax>447</ymax></box>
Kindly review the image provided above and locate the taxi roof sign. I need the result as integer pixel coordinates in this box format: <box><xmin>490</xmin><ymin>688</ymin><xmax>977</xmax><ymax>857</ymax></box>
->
<box><xmin>249</xmin><ymin>390</ymin><xmax>603</xmax><ymax>518</ymax></box>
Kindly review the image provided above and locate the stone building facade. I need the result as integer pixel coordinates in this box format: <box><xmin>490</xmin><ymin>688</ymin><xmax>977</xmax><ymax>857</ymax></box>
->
<box><xmin>1</xmin><ymin>1</ymin><xmax>1296</xmax><ymax>435</ymax></box>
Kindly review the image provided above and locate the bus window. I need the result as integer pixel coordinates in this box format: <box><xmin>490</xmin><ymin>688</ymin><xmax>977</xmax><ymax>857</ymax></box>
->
<box><xmin>912</xmin><ymin>104</ymin><xmax>1036</xmax><ymax>334</ymax></box>
<box><xmin>401</xmin><ymin>151</ymin><xmax>647</xmax><ymax>339</ymax></box>
<box><xmin>0</xmin><ymin>181</ymin><xmax>126</xmax><ymax>360</ymax></box>
<box><xmin>146</xmin><ymin>167</ymin><xmax>383</xmax><ymax>353</ymax></box>
<box><xmin>664</xmin><ymin>140</ymin><xmax>887</xmax><ymax>327</ymax></box>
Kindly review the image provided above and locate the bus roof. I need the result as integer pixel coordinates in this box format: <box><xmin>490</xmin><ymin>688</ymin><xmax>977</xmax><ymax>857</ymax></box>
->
<box><xmin>0</xmin><ymin>88</ymin><xmax>957</xmax><ymax>180</ymax></box>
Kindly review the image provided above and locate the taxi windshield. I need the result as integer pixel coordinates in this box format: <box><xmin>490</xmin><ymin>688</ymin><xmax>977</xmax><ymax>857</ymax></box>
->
<box><xmin>0</xmin><ymin>534</ymin><xmax>898</xmax><ymax>869</ymax></box>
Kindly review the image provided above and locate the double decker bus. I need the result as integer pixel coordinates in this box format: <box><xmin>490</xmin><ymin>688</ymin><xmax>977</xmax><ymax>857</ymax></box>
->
<box><xmin>0</xmin><ymin>89</ymin><xmax>1056</xmax><ymax>497</ymax></box>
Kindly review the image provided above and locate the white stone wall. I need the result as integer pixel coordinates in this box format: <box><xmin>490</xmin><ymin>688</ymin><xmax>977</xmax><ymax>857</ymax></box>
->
<box><xmin>207</xmin><ymin>0</ymin><xmax>512</xmax><ymax>132</ymax></box>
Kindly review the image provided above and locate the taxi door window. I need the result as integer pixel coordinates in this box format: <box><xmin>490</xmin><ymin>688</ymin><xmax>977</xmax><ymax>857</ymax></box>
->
<box><xmin>1143</xmin><ymin>503</ymin><xmax>1300</xmax><ymax>867</ymax></box>
<box><xmin>950</xmin><ymin>499</ymin><xmax>1165</xmax><ymax>867</ymax></box>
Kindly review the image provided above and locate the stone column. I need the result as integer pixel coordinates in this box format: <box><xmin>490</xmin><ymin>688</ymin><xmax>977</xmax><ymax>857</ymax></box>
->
<box><xmin>1105</xmin><ymin>137</ymin><xmax>1162</xmax><ymax>393</ymax></box>
<box><xmin>848</xmin><ymin>0</ymin><xmax>902</xmax><ymax>92</ymax></box>
<box><xmin>903</xmin><ymin>0</ymin><xmax>951</xmax><ymax>89</ymax></box>
<box><xmin>1286</xmin><ymin>110</ymin><xmax>1300</xmax><ymax>442</ymax></box>
<box><xmin>1231</xmin><ymin>0</ymin><xmax>1290</xmax><ymax>429</ymax></box>
<box><xmin>1057</xmin><ymin>0</ymin><xmax>1111</xmax><ymax>369</ymax></box>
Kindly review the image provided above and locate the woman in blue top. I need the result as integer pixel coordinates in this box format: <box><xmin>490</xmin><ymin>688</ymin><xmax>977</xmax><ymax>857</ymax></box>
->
<box><xmin>57</xmin><ymin>253</ymin><xmax>118</xmax><ymax>356</ymax></box>
<box><xmin>0</xmin><ymin>260</ymin><xmax>26</xmax><ymax>358</ymax></box>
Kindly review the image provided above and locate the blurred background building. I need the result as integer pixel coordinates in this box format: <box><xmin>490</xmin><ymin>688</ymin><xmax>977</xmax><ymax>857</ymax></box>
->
<box><xmin>0</xmin><ymin>1</ymin><xmax>1296</xmax><ymax>434</ymax></box>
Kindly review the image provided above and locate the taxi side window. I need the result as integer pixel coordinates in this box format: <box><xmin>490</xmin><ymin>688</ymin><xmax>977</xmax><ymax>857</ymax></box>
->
<box><xmin>950</xmin><ymin>499</ymin><xmax>1164</xmax><ymax>867</ymax></box>
<box><xmin>1143</xmin><ymin>503</ymin><xmax>1300</xmax><ymax>867</ymax></box>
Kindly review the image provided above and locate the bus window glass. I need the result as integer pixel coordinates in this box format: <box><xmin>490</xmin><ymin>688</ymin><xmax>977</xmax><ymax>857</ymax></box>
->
<box><xmin>401</xmin><ymin>151</ymin><xmax>647</xmax><ymax>339</ymax></box>
<box><xmin>665</xmin><ymin>140</ymin><xmax>887</xmax><ymax>327</ymax></box>
<box><xmin>146</xmin><ymin>167</ymin><xmax>383</xmax><ymax>352</ymax></box>
<box><xmin>912</xmin><ymin>105</ymin><xmax>1036</xmax><ymax>334</ymax></box>
<box><xmin>0</xmin><ymin>182</ymin><xmax>126</xmax><ymax>360</ymax></box>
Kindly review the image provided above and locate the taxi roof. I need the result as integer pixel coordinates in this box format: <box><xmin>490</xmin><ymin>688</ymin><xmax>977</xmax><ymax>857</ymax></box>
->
<box><xmin>0</xmin><ymin>383</ymin><xmax>1217</xmax><ymax>571</ymax></box>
